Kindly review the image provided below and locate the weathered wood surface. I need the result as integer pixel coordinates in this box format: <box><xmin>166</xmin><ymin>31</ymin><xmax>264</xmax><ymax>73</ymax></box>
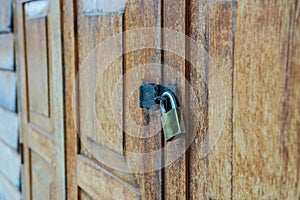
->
<box><xmin>0</xmin><ymin>140</ymin><xmax>21</xmax><ymax>188</ymax></box>
<box><xmin>77</xmin><ymin>155</ymin><xmax>140</xmax><ymax>200</ymax></box>
<box><xmin>25</xmin><ymin>17</ymin><xmax>50</xmax><ymax>117</ymax></box>
<box><xmin>0</xmin><ymin>33</ymin><xmax>14</xmax><ymax>70</ymax></box>
<box><xmin>0</xmin><ymin>71</ymin><xmax>16</xmax><ymax>112</ymax></box>
<box><xmin>189</xmin><ymin>1</ymin><xmax>233</xmax><ymax>199</ymax></box>
<box><xmin>16</xmin><ymin>0</ymin><xmax>65</xmax><ymax>199</ymax></box>
<box><xmin>0</xmin><ymin>172</ymin><xmax>21</xmax><ymax>200</ymax></box>
<box><xmin>61</xmin><ymin>0</ymin><xmax>300</xmax><ymax>199</ymax></box>
<box><xmin>0</xmin><ymin>0</ymin><xmax>12</xmax><ymax>32</ymax></box>
<box><xmin>62</xmin><ymin>0</ymin><xmax>78</xmax><ymax>198</ymax></box>
<box><xmin>233</xmin><ymin>0</ymin><xmax>300</xmax><ymax>199</ymax></box>
<box><xmin>124</xmin><ymin>0</ymin><xmax>163</xmax><ymax>198</ymax></box>
<box><xmin>0</xmin><ymin>106</ymin><xmax>18</xmax><ymax>150</ymax></box>
<box><xmin>163</xmin><ymin>0</ymin><xmax>187</xmax><ymax>199</ymax></box>
<box><xmin>30</xmin><ymin>151</ymin><xmax>56</xmax><ymax>200</ymax></box>
<box><xmin>76</xmin><ymin>0</ymin><xmax>123</xmax><ymax>155</ymax></box>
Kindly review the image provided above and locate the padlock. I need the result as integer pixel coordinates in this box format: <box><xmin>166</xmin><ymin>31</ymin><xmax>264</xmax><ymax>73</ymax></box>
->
<box><xmin>160</xmin><ymin>91</ymin><xmax>186</xmax><ymax>142</ymax></box>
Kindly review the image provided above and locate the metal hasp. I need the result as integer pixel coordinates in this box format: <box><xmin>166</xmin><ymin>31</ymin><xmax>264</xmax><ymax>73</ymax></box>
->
<box><xmin>139</xmin><ymin>84</ymin><xmax>186</xmax><ymax>142</ymax></box>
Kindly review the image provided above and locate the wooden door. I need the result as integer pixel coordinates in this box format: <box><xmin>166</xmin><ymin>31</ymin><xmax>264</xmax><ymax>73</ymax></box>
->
<box><xmin>14</xmin><ymin>0</ymin><xmax>300</xmax><ymax>199</ymax></box>
<box><xmin>64</xmin><ymin>0</ymin><xmax>206</xmax><ymax>199</ymax></box>
<box><xmin>16</xmin><ymin>0</ymin><xmax>65</xmax><ymax>199</ymax></box>
<box><xmin>64</xmin><ymin>0</ymin><xmax>164</xmax><ymax>199</ymax></box>
<box><xmin>53</xmin><ymin>0</ymin><xmax>300</xmax><ymax>199</ymax></box>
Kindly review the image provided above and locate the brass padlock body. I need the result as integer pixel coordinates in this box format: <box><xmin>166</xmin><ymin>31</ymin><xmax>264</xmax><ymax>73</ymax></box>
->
<box><xmin>161</xmin><ymin>107</ymin><xmax>186</xmax><ymax>141</ymax></box>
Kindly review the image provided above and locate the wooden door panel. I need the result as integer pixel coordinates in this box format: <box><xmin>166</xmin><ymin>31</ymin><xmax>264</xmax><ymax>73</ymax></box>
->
<box><xmin>30</xmin><ymin>151</ymin><xmax>55</xmax><ymax>200</ymax></box>
<box><xmin>24</xmin><ymin>2</ymin><xmax>53</xmax><ymax>134</ymax></box>
<box><xmin>74</xmin><ymin>0</ymin><xmax>142</xmax><ymax>199</ymax></box>
<box><xmin>25</xmin><ymin>17</ymin><xmax>50</xmax><ymax>117</ymax></box>
<box><xmin>77</xmin><ymin>155</ymin><xmax>140</xmax><ymax>199</ymax></box>
<box><xmin>28</xmin><ymin>126</ymin><xmax>55</xmax><ymax>166</ymax></box>
<box><xmin>65</xmin><ymin>0</ymin><xmax>164</xmax><ymax>199</ymax></box>
<box><xmin>17</xmin><ymin>0</ymin><xmax>65</xmax><ymax>199</ymax></box>
<box><xmin>233</xmin><ymin>1</ymin><xmax>300</xmax><ymax>199</ymax></box>
<box><xmin>77</xmin><ymin>0</ymin><xmax>124</xmax><ymax>154</ymax></box>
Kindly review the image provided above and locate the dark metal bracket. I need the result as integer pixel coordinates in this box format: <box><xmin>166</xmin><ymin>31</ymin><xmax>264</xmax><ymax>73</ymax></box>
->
<box><xmin>139</xmin><ymin>83</ymin><xmax>176</xmax><ymax>109</ymax></box>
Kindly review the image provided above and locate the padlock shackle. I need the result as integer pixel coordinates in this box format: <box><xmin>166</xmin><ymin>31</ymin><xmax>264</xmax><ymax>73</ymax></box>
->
<box><xmin>160</xmin><ymin>91</ymin><xmax>177</xmax><ymax>115</ymax></box>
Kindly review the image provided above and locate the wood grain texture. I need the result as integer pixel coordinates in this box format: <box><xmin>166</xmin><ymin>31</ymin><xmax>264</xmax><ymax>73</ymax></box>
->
<box><xmin>233</xmin><ymin>0</ymin><xmax>300</xmax><ymax>199</ymax></box>
<box><xmin>163</xmin><ymin>0</ymin><xmax>187</xmax><ymax>198</ymax></box>
<box><xmin>76</xmin><ymin>0</ymin><xmax>123</xmax><ymax>155</ymax></box>
<box><xmin>25</xmin><ymin>16</ymin><xmax>50</xmax><ymax>117</ymax></box>
<box><xmin>30</xmin><ymin>151</ymin><xmax>55</xmax><ymax>200</ymax></box>
<box><xmin>77</xmin><ymin>155</ymin><xmax>140</xmax><ymax>200</ymax></box>
<box><xmin>124</xmin><ymin>0</ymin><xmax>163</xmax><ymax>199</ymax></box>
<box><xmin>16</xmin><ymin>0</ymin><xmax>65</xmax><ymax>199</ymax></box>
<box><xmin>62</xmin><ymin>0</ymin><xmax>78</xmax><ymax>199</ymax></box>
<box><xmin>28</xmin><ymin>126</ymin><xmax>55</xmax><ymax>166</ymax></box>
<box><xmin>48</xmin><ymin>0</ymin><xmax>66</xmax><ymax>198</ymax></box>
<box><xmin>189</xmin><ymin>1</ymin><xmax>234</xmax><ymax>199</ymax></box>
<box><xmin>207</xmin><ymin>1</ymin><xmax>233</xmax><ymax>199</ymax></box>
<box><xmin>15</xmin><ymin>0</ymin><xmax>31</xmax><ymax>198</ymax></box>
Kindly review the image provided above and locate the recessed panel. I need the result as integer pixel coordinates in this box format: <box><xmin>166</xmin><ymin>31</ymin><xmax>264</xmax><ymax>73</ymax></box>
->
<box><xmin>30</xmin><ymin>151</ymin><xmax>55</xmax><ymax>200</ymax></box>
<box><xmin>76</xmin><ymin>0</ymin><xmax>124</xmax><ymax>155</ymax></box>
<box><xmin>25</xmin><ymin>16</ymin><xmax>50</xmax><ymax>118</ymax></box>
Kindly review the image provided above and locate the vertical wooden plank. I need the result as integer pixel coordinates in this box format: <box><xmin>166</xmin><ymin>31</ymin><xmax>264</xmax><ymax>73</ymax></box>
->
<box><xmin>163</xmin><ymin>0</ymin><xmax>186</xmax><ymax>198</ymax></box>
<box><xmin>189</xmin><ymin>0</ymin><xmax>234</xmax><ymax>199</ymax></box>
<box><xmin>124</xmin><ymin>0</ymin><xmax>163</xmax><ymax>199</ymax></box>
<box><xmin>232</xmin><ymin>1</ymin><xmax>300</xmax><ymax>199</ymax></box>
<box><xmin>188</xmin><ymin>1</ymin><xmax>209</xmax><ymax>199</ymax></box>
<box><xmin>278</xmin><ymin>1</ymin><xmax>300</xmax><ymax>199</ymax></box>
<box><xmin>62</xmin><ymin>0</ymin><xmax>78</xmax><ymax>199</ymax></box>
<box><xmin>49</xmin><ymin>0</ymin><xmax>65</xmax><ymax>199</ymax></box>
<box><xmin>207</xmin><ymin>2</ymin><xmax>233</xmax><ymax>199</ymax></box>
<box><xmin>15</xmin><ymin>0</ymin><xmax>31</xmax><ymax>199</ymax></box>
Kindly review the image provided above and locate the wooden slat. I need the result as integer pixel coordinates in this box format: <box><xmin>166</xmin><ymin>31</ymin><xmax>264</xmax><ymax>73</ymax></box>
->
<box><xmin>233</xmin><ymin>1</ymin><xmax>300</xmax><ymax>199</ymax></box>
<box><xmin>207</xmin><ymin>2</ymin><xmax>233</xmax><ymax>199</ymax></box>
<box><xmin>0</xmin><ymin>0</ymin><xmax>12</xmax><ymax>32</ymax></box>
<box><xmin>77</xmin><ymin>155</ymin><xmax>140</xmax><ymax>200</ymax></box>
<box><xmin>188</xmin><ymin>1</ymin><xmax>209</xmax><ymax>199</ymax></box>
<box><xmin>0</xmin><ymin>106</ymin><xmax>19</xmax><ymax>150</ymax></box>
<box><xmin>0</xmin><ymin>33</ymin><xmax>14</xmax><ymax>70</ymax></box>
<box><xmin>124</xmin><ymin>0</ymin><xmax>163</xmax><ymax>198</ymax></box>
<box><xmin>283</xmin><ymin>1</ymin><xmax>300</xmax><ymax>198</ymax></box>
<box><xmin>62</xmin><ymin>0</ymin><xmax>78</xmax><ymax>198</ymax></box>
<box><xmin>15</xmin><ymin>0</ymin><xmax>31</xmax><ymax>198</ymax></box>
<box><xmin>48</xmin><ymin>1</ymin><xmax>66</xmax><ymax>199</ymax></box>
<box><xmin>0</xmin><ymin>172</ymin><xmax>21</xmax><ymax>200</ymax></box>
<box><xmin>163</xmin><ymin>0</ymin><xmax>186</xmax><ymax>198</ymax></box>
<box><xmin>189</xmin><ymin>1</ymin><xmax>234</xmax><ymax>199</ymax></box>
<box><xmin>0</xmin><ymin>71</ymin><xmax>16</xmax><ymax>112</ymax></box>
<box><xmin>0</xmin><ymin>140</ymin><xmax>21</xmax><ymax>188</ymax></box>
<box><xmin>28</xmin><ymin>126</ymin><xmax>56</xmax><ymax>166</ymax></box>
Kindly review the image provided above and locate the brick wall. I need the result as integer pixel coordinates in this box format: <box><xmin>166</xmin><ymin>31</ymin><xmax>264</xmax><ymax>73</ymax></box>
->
<box><xmin>0</xmin><ymin>0</ymin><xmax>21</xmax><ymax>199</ymax></box>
